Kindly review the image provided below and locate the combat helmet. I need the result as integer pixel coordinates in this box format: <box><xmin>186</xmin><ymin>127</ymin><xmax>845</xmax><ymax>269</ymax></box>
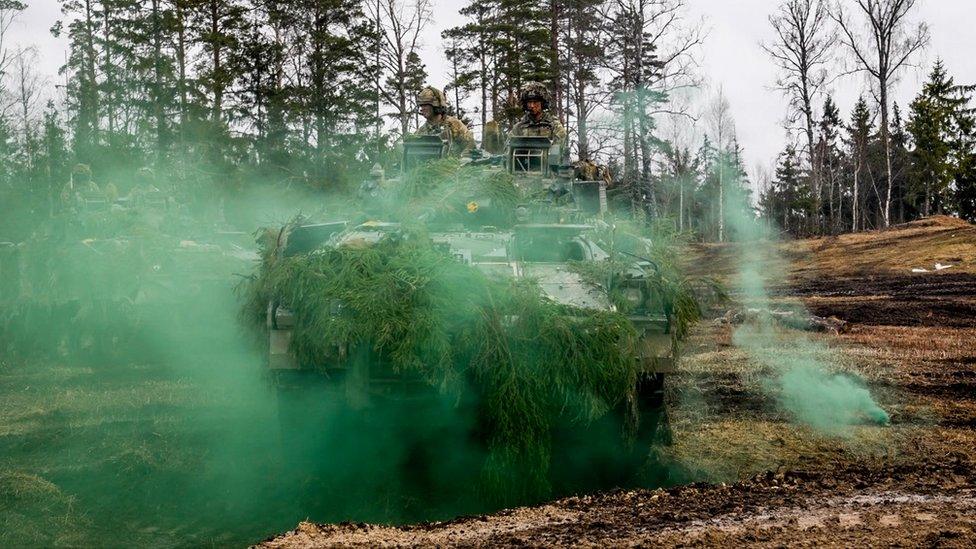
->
<box><xmin>519</xmin><ymin>82</ymin><xmax>551</xmax><ymax>110</ymax></box>
<box><xmin>417</xmin><ymin>86</ymin><xmax>448</xmax><ymax>115</ymax></box>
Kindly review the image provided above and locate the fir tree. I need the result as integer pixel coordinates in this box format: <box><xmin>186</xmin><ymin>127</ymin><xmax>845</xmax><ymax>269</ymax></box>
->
<box><xmin>761</xmin><ymin>144</ymin><xmax>809</xmax><ymax>234</ymax></box>
<box><xmin>889</xmin><ymin>102</ymin><xmax>911</xmax><ymax>222</ymax></box>
<box><xmin>908</xmin><ymin>61</ymin><xmax>958</xmax><ymax>215</ymax></box>
<box><xmin>56</xmin><ymin>0</ymin><xmax>102</xmax><ymax>163</ymax></box>
<box><xmin>847</xmin><ymin>96</ymin><xmax>873</xmax><ymax>232</ymax></box>
<box><xmin>816</xmin><ymin>95</ymin><xmax>844</xmax><ymax>232</ymax></box>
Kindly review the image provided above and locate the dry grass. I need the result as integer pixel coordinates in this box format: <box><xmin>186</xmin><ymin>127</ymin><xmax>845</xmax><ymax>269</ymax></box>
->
<box><xmin>840</xmin><ymin>326</ymin><xmax>976</xmax><ymax>362</ymax></box>
<box><xmin>687</xmin><ymin>215</ymin><xmax>976</xmax><ymax>281</ymax></box>
<box><xmin>666</xmin><ymin>216</ymin><xmax>976</xmax><ymax>484</ymax></box>
<box><xmin>797</xmin><ymin>216</ymin><xmax>976</xmax><ymax>276</ymax></box>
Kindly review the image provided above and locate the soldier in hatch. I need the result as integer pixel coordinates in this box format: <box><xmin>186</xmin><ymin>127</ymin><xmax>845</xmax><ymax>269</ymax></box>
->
<box><xmin>60</xmin><ymin>163</ymin><xmax>101</xmax><ymax>207</ymax></box>
<box><xmin>510</xmin><ymin>82</ymin><xmax>566</xmax><ymax>142</ymax></box>
<box><xmin>415</xmin><ymin>86</ymin><xmax>475</xmax><ymax>156</ymax></box>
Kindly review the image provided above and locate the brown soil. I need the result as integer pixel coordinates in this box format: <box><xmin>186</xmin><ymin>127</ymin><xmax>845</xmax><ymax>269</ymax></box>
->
<box><xmin>260</xmin><ymin>462</ymin><xmax>976</xmax><ymax>548</ymax></box>
<box><xmin>258</xmin><ymin>216</ymin><xmax>976</xmax><ymax>548</ymax></box>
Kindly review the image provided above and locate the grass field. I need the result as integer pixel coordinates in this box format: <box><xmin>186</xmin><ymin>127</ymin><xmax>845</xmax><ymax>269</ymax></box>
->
<box><xmin>4</xmin><ymin>215</ymin><xmax>975</xmax><ymax>547</ymax></box>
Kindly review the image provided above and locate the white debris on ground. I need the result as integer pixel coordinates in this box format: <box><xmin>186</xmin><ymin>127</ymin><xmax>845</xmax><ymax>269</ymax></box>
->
<box><xmin>911</xmin><ymin>263</ymin><xmax>954</xmax><ymax>273</ymax></box>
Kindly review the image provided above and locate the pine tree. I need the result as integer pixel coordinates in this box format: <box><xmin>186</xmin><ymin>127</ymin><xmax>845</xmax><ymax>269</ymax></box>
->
<box><xmin>401</xmin><ymin>50</ymin><xmax>428</xmax><ymax>131</ymax></box>
<box><xmin>288</xmin><ymin>0</ymin><xmax>379</xmax><ymax>185</ymax></box>
<box><xmin>442</xmin><ymin>27</ymin><xmax>479</xmax><ymax>128</ymax></box>
<box><xmin>816</xmin><ymin>95</ymin><xmax>844</xmax><ymax>232</ymax></box>
<box><xmin>493</xmin><ymin>0</ymin><xmax>552</xmax><ymax>97</ymax></box>
<box><xmin>889</xmin><ymin>102</ymin><xmax>911</xmax><ymax>222</ymax></box>
<box><xmin>605</xmin><ymin>0</ymin><xmax>665</xmax><ymax>197</ymax></box>
<box><xmin>56</xmin><ymin>0</ymin><xmax>102</xmax><ymax>163</ymax></box>
<box><xmin>37</xmin><ymin>101</ymin><xmax>69</xmax><ymax>212</ymax></box>
<box><xmin>562</xmin><ymin>0</ymin><xmax>605</xmax><ymax>160</ymax></box>
<box><xmin>847</xmin><ymin>96</ymin><xmax>872</xmax><ymax>232</ymax></box>
<box><xmin>188</xmin><ymin>0</ymin><xmax>246</xmax><ymax>125</ymax></box>
<box><xmin>453</xmin><ymin>0</ymin><xmax>496</xmax><ymax>131</ymax></box>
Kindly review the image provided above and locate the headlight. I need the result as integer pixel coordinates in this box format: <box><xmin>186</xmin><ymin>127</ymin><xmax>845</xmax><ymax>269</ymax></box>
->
<box><xmin>622</xmin><ymin>287</ymin><xmax>644</xmax><ymax>308</ymax></box>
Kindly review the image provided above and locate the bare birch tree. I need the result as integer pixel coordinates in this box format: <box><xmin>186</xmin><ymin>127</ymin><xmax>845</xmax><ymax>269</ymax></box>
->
<box><xmin>0</xmin><ymin>1</ymin><xmax>26</xmax><ymax>105</ymax></box>
<box><xmin>367</xmin><ymin>0</ymin><xmax>432</xmax><ymax>138</ymax></box>
<box><xmin>762</xmin><ymin>0</ymin><xmax>833</xmax><ymax>232</ymax></box>
<box><xmin>831</xmin><ymin>0</ymin><xmax>928</xmax><ymax>227</ymax></box>
<box><xmin>12</xmin><ymin>46</ymin><xmax>43</xmax><ymax>171</ymax></box>
<box><xmin>706</xmin><ymin>87</ymin><xmax>735</xmax><ymax>242</ymax></box>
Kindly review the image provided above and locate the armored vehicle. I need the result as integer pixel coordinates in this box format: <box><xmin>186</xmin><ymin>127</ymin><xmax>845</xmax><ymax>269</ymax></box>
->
<box><xmin>261</xmin><ymin>134</ymin><xmax>678</xmax><ymax>495</ymax></box>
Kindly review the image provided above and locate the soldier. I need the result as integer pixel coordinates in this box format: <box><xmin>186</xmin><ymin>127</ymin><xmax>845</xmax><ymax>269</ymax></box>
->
<box><xmin>482</xmin><ymin>120</ymin><xmax>505</xmax><ymax>155</ymax></box>
<box><xmin>415</xmin><ymin>86</ymin><xmax>475</xmax><ymax>156</ymax></box>
<box><xmin>60</xmin><ymin>163</ymin><xmax>101</xmax><ymax>206</ymax></box>
<box><xmin>510</xmin><ymin>82</ymin><xmax>567</xmax><ymax>142</ymax></box>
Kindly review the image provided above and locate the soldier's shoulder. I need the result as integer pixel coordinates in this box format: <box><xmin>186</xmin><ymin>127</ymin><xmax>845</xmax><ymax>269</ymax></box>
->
<box><xmin>445</xmin><ymin>116</ymin><xmax>469</xmax><ymax>130</ymax></box>
<box><xmin>511</xmin><ymin>115</ymin><xmax>530</xmax><ymax>129</ymax></box>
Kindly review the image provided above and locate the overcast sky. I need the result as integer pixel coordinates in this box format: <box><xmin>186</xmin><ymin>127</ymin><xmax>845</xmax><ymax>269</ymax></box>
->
<box><xmin>8</xmin><ymin>0</ymin><xmax>976</xmax><ymax>176</ymax></box>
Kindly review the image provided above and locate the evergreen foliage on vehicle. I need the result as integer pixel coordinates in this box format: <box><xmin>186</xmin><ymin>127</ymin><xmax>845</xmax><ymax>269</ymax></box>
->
<box><xmin>242</xmin><ymin>227</ymin><xmax>643</xmax><ymax>503</ymax></box>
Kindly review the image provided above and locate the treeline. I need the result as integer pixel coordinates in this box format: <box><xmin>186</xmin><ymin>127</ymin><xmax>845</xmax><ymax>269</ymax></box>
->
<box><xmin>761</xmin><ymin>65</ymin><xmax>976</xmax><ymax>234</ymax></box>
<box><xmin>3</xmin><ymin>0</ymin><xmax>971</xmax><ymax>241</ymax></box>
<box><xmin>758</xmin><ymin>0</ymin><xmax>976</xmax><ymax>233</ymax></box>
<box><xmin>2</xmin><ymin>0</ymin><xmax>752</xmax><ymax>241</ymax></box>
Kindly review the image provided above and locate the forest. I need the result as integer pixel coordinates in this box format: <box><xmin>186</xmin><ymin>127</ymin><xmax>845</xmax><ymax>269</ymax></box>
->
<box><xmin>1</xmin><ymin>0</ymin><xmax>974</xmax><ymax>239</ymax></box>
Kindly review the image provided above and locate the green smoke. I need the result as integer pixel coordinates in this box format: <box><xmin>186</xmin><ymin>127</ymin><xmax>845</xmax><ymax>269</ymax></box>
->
<box><xmin>719</xmin><ymin>157</ymin><xmax>889</xmax><ymax>434</ymax></box>
<box><xmin>1</xmin><ymin>155</ymin><xmax>706</xmax><ymax>546</ymax></box>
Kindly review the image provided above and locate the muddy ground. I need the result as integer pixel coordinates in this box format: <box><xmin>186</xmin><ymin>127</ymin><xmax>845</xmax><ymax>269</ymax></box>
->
<box><xmin>260</xmin><ymin>216</ymin><xmax>976</xmax><ymax>547</ymax></box>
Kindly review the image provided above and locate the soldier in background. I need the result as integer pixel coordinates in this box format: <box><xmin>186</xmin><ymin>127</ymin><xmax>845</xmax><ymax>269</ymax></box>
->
<box><xmin>415</xmin><ymin>86</ymin><xmax>475</xmax><ymax>156</ymax></box>
<box><xmin>482</xmin><ymin>120</ymin><xmax>505</xmax><ymax>154</ymax></box>
<box><xmin>572</xmin><ymin>159</ymin><xmax>613</xmax><ymax>185</ymax></box>
<box><xmin>482</xmin><ymin>92</ymin><xmax>522</xmax><ymax>154</ymax></box>
<box><xmin>59</xmin><ymin>164</ymin><xmax>101</xmax><ymax>206</ymax></box>
<box><xmin>510</xmin><ymin>82</ymin><xmax>566</xmax><ymax>143</ymax></box>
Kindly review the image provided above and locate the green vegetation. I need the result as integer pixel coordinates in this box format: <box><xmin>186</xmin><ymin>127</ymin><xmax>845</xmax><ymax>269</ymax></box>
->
<box><xmin>243</xmin><ymin>228</ymin><xmax>643</xmax><ymax>503</ymax></box>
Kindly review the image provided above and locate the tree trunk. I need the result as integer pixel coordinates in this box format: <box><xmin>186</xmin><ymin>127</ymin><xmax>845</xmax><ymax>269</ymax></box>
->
<box><xmin>479</xmin><ymin>28</ymin><xmax>487</xmax><ymax>131</ymax></box>
<box><xmin>550</xmin><ymin>0</ymin><xmax>562</xmax><ymax>123</ymax></box>
<box><xmin>852</xmin><ymin>162</ymin><xmax>859</xmax><ymax>232</ymax></box>
<box><xmin>880</xmin><ymin>80</ymin><xmax>893</xmax><ymax>227</ymax></box>
<box><xmin>718</xmin><ymin>159</ymin><xmax>724</xmax><ymax>241</ymax></box>
<box><xmin>210</xmin><ymin>0</ymin><xmax>222</xmax><ymax>122</ymax></box>
<box><xmin>102</xmin><ymin>5</ymin><xmax>114</xmax><ymax>137</ymax></box>
<box><xmin>375</xmin><ymin>0</ymin><xmax>381</xmax><ymax>154</ymax></box>
<box><xmin>152</xmin><ymin>0</ymin><xmax>166</xmax><ymax>165</ymax></box>
<box><xmin>176</xmin><ymin>1</ymin><xmax>188</xmax><ymax>139</ymax></box>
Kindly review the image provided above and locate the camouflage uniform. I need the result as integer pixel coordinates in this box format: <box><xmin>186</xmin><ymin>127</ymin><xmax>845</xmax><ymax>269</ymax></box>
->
<box><xmin>60</xmin><ymin>164</ymin><xmax>101</xmax><ymax>204</ymax></box>
<box><xmin>416</xmin><ymin>116</ymin><xmax>475</xmax><ymax>155</ymax></box>
<box><xmin>509</xmin><ymin>82</ymin><xmax>566</xmax><ymax>142</ymax></box>
<box><xmin>572</xmin><ymin>159</ymin><xmax>612</xmax><ymax>185</ymax></box>
<box><xmin>482</xmin><ymin>120</ymin><xmax>506</xmax><ymax>154</ymax></box>
<box><xmin>510</xmin><ymin>111</ymin><xmax>567</xmax><ymax>141</ymax></box>
<box><xmin>415</xmin><ymin>86</ymin><xmax>475</xmax><ymax>156</ymax></box>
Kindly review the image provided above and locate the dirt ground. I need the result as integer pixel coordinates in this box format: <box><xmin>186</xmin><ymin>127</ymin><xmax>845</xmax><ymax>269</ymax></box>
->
<box><xmin>258</xmin><ymin>216</ymin><xmax>976</xmax><ymax>547</ymax></box>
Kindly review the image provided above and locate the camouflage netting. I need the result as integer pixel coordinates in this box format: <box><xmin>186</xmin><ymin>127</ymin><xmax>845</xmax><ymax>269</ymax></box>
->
<box><xmin>570</xmin><ymin>217</ymin><xmax>727</xmax><ymax>351</ymax></box>
<box><xmin>242</xmin><ymin>229</ymin><xmax>643</xmax><ymax>502</ymax></box>
<box><xmin>387</xmin><ymin>158</ymin><xmax>520</xmax><ymax>227</ymax></box>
